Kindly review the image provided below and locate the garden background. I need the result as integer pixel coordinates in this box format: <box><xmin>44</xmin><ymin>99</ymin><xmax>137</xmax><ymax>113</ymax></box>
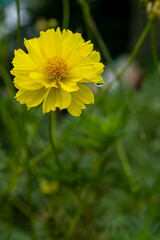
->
<box><xmin>1</xmin><ymin>0</ymin><xmax>160</xmax><ymax>239</ymax></box>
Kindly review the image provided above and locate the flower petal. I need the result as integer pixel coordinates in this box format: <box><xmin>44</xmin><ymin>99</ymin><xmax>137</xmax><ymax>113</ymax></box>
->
<box><xmin>63</xmin><ymin>32</ymin><xmax>84</xmax><ymax>59</ymax></box>
<box><xmin>88</xmin><ymin>51</ymin><xmax>101</xmax><ymax>62</ymax></box>
<box><xmin>64</xmin><ymin>41</ymin><xmax>93</xmax><ymax>66</ymax></box>
<box><xmin>30</xmin><ymin>72</ymin><xmax>58</xmax><ymax>88</ymax></box>
<box><xmin>67</xmin><ymin>84</ymin><xmax>94</xmax><ymax>116</ymax></box>
<box><xmin>59</xmin><ymin>79</ymin><xmax>80</xmax><ymax>92</ymax></box>
<box><xmin>15</xmin><ymin>87</ymin><xmax>47</xmax><ymax>109</ymax></box>
<box><xmin>24</xmin><ymin>38</ymin><xmax>45</xmax><ymax>68</ymax></box>
<box><xmin>79</xmin><ymin>75</ymin><xmax>104</xmax><ymax>84</ymax></box>
<box><xmin>69</xmin><ymin>62</ymin><xmax>104</xmax><ymax>84</ymax></box>
<box><xmin>39</xmin><ymin>29</ymin><xmax>56</xmax><ymax>58</ymax></box>
<box><xmin>43</xmin><ymin>87</ymin><xmax>71</xmax><ymax>113</ymax></box>
<box><xmin>14</xmin><ymin>75</ymin><xmax>43</xmax><ymax>90</ymax></box>
<box><xmin>39</xmin><ymin>28</ymin><xmax>62</xmax><ymax>58</ymax></box>
<box><xmin>11</xmin><ymin>49</ymin><xmax>38</xmax><ymax>76</ymax></box>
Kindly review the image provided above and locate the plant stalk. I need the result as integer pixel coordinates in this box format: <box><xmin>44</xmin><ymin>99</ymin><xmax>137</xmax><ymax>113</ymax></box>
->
<box><xmin>62</xmin><ymin>0</ymin><xmax>70</xmax><ymax>29</ymax></box>
<box><xmin>150</xmin><ymin>21</ymin><xmax>160</xmax><ymax>79</ymax></box>
<box><xmin>115</xmin><ymin>140</ymin><xmax>136</xmax><ymax>192</ymax></box>
<box><xmin>48</xmin><ymin>111</ymin><xmax>62</xmax><ymax>170</ymax></box>
<box><xmin>16</xmin><ymin>0</ymin><xmax>21</xmax><ymax>48</ymax></box>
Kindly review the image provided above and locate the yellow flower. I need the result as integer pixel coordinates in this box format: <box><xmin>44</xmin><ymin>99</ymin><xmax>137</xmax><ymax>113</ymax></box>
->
<box><xmin>147</xmin><ymin>0</ymin><xmax>160</xmax><ymax>20</ymax></box>
<box><xmin>40</xmin><ymin>180</ymin><xmax>59</xmax><ymax>194</ymax></box>
<box><xmin>11</xmin><ymin>28</ymin><xmax>104</xmax><ymax>116</ymax></box>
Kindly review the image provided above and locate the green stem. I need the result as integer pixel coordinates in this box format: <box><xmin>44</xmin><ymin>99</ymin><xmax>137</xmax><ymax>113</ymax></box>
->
<box><xmin>112</xmin><ymin>21</ymin><xmax>152</xmax><ymax>84</ymax></box>
<box><xmin>49</xmin><ymin>111</ymin><xmax>62</xmax><ymax>170</ymax></box>
<box><xmin>62</xmin><ymin>0</ymin><xmax>70</xmax><ymax>29</ymax></box>
<box><xmin>12</xmin><ymin>197</ymin><xmax>33</xmax><ymax>218</ymax></box>
<box><xmin>16</xmin><ymin>0</ymin><xmax>21</xmax><ymax>48</ymax></box>
<box><xmin>99</xmin><ymin>20</ymin><xmax>152</xmax><ymax>94</ymax></box>
<box><xmin>29</xmin><ymin>146</ymin><xmax>52</xmax><ymax>167</ymax></box>
<box><xmin>80</xmin><ymin>0</ymin><xmax>116</xmax><ymax>72</ymax></box>
<box><xmin>29</xmin><ymin>118</ymin><xmax>81</xmax><ymax>167</ymax></box>
<box><xmin>150</xmin><ymin>22</ymin><xmax>160</xmax><ymax>79</ymax></box>
<box><xmin>115</xmin><ymin>140</ymin><xmax>136</xmax><ymax>192</ymax></box>
<box><xmin>29</xmin><ymin>122</ymin><xmax>77</xmax><ymax>166</ymax></box>
<box><xmin>64</xmin><ymin>185</ymin><xmax>91</xmax><ymax>240</ymax></box>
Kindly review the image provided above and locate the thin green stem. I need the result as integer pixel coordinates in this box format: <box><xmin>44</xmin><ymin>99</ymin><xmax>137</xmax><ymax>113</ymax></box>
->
<box><xmin>111</xmin><ymin>21</ymin><xmax>152</xmax><ymax>85</ymax></box>
<box><xmin>100</xmin><ymin>20</ymin><xmax>152</xmax><ymax>96</ymax></box>
<box><xmin>64</xmin><ymin>185</ymin><xmax>91</xmax><ymax>240</ymax></box>
<box><xmin>49</xmin><ymin>111</ymin><xmax>62</xmax><ymax>170</ymax></box>
<box><xmin>29</xmin><ymin>146</ymin><xmax>52</xmax><ymax>167</ymax></box>
<box><xmin>80</xmin><ymin>0</ymin><xmax>116</xmax><ymax>72</ymax></box>
<box><xmin>150</xmin><ymin>22</ymin><xmax>160</xmax><ymax>79</ymax></box>
<box><xmin>12</xmin><ymin>197</ymin><xmax>33</xmax><ymax>218</ymax></box>
<box><xmin>16</xmin><ymin>0</ymin><xmax>21</xmax><ymax>48</ymax></box>
<box><xmin>115</xmin><ymin>140</ymin><xmax>137</xmax><ymax>192</ymax></box>
<box><xmin>62</xmin><ymin>0</ymin><xmax>70</xmax><ymax>29</ymax></box>
<box><xmin>29</xmin><ymin>118</ymin><xmax>81</xmax><ymax>167</ymax></box>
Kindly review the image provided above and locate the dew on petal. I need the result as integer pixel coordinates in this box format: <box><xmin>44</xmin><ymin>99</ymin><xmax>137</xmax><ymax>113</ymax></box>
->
<box><xmin>95</xmin><ymin>83</ymin><xmax>103</xmax><ymax>87</ymax></box>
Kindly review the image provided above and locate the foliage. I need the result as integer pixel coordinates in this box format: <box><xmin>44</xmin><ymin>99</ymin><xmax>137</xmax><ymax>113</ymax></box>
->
<box><xmin>0</xmin><ymin>0</ymin><xmax>160</xmax><ymax>239</ymax></box>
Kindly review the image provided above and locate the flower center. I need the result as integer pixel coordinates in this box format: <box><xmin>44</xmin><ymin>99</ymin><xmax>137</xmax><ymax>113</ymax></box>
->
<box><xmin>44</xmin><ymin>56</ymin><xmax>68</xmax><ymax>81</ymax></box>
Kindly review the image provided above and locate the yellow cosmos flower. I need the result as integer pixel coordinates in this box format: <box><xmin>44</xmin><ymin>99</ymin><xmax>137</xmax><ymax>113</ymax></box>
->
<box><xmin>11</xmin><ymin>28</ymin><xmax>104</xmax><ymax>116</ymax></box>
<box><xmin>147</xmin><ymin>0</ymin><xmax>160</xmax><ymax>20</ymax></box>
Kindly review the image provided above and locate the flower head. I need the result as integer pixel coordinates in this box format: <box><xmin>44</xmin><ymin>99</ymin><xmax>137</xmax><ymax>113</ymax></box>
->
<box><xmin>140</xmin><ymin>0</ymin><xmax>160</xmax><ymax>20</ymax></box>
<box><xmin>11</xmin><ymin>28</ymin><xmax>104</xmax><ymax>116</ymax></box>
<box><xmin>147</xmin><ymin>0</ymin><xmax>160</xmax><ymax>20</ymax></box>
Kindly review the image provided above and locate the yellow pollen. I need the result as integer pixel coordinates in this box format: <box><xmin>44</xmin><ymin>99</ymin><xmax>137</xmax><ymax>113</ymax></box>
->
<box><xmin>44</xmin><ymin>56</ymin><xmax>68</xmax><ymax>81</ymax></box>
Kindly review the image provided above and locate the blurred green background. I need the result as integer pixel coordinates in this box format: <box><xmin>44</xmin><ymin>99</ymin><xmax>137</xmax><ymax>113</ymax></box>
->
<box><xmin>1</xmin><ymin>0</ymin><xmax>160</xmax><ymax>240</ymax></box>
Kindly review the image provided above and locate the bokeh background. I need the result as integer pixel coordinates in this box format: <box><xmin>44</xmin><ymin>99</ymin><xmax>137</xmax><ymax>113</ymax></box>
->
<box><xmin>1</xmin><ymin>0</ymin><xmax>160</xmax><ymax>240</ymax></box>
